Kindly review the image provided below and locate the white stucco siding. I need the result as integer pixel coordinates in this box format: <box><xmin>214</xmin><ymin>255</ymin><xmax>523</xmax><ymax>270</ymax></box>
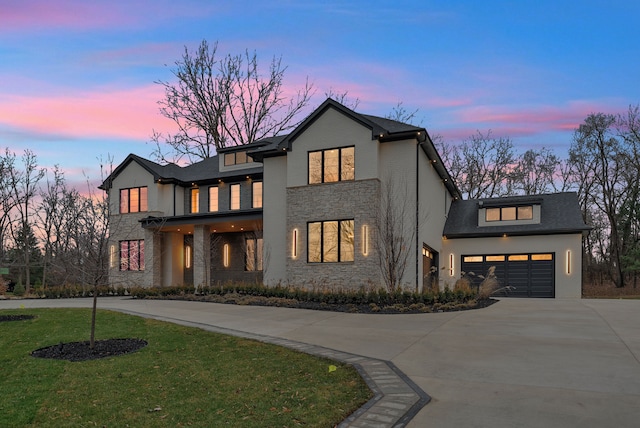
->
<box><xmin>263</xmin><ymin>155</ymin><xmax>288</xmax><ymax>285</ymax></box>
<box><xmin>286</xmin><ymin>108</ymin><xmax>378</xmax><ymax>187</ymax></box>
<box><xmin>442</xmin><ymin>233</ymin><xmax>583</xmax><ymax>298</ymax></box>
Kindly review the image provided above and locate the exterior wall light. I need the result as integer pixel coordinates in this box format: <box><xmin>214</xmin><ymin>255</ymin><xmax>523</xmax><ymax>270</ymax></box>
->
<box><xmin>292</xmin><ymin>229</ymin><xmax>298</xmax><ymax>259</ymax></box>
<box><xmin>223</xmin><ymin>244</ymin><xmax>230</xmax><ymax>268</ymax></box>
<box><xmin>566</xmin><ymin>250</ymin><xmax>571</xmax><ymax>275</ymax></box>
<box><xmin>449</xmin><ymin>253</ymin><xmax>455</xmax><ymax>276</ymax></box>
<box><xmin>362</xmin><ymin>225</ymin><xmax>369</xmax><ymax>256</ymax></box>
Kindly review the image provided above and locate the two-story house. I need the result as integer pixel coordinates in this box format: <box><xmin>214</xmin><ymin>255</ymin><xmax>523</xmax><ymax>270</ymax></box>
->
<box><xmin>101</xmin><ymin>98</ymin><xmax>589</xmax><ymax>298</ymax></box>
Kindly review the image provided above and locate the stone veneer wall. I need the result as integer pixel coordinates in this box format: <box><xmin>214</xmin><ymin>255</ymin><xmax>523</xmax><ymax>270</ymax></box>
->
<box><xmin>286</xmin><ymin>179</ymin><xmax>381</xmax><ymax>289</ymax></box>
<box><xmin>107</xmin><ymin>211</ymin><xmax>156</xmax><ymax>287</ymax></box>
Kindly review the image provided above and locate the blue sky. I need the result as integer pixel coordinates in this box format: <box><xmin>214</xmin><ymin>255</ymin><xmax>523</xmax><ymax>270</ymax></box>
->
<box><xmin>1</xmin><ymin>0</ymin><xmax>638</xmax><ymax>189</ymax></box>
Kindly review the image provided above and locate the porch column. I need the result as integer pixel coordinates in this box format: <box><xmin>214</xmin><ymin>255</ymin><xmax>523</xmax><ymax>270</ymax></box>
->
<box><xmin>193</xmin><ymin>225</ymin><xmax>211</xmax><ymax>288</ymax></box>
<box><xmin>144</xmin><ymin>229</ymin><xmax>162</xmax><ymax>287</ymax></box>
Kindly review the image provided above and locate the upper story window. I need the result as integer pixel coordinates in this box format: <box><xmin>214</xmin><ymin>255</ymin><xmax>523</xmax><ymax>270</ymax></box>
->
<box><xmin>486</xmin><ymin>205</ymin><xmax>533</xmax><ymax>222</ymax></box>
<box><xmin>119</xmin><ymin>187</ymin><xmax>148</xmax><ymax>214</ymax></box>
<box><xmin>252</xmin><ymin>181</ymin><xmax>263</xmax><ymax>208</ymax></box>
<box><xmin>224</xmin><ymin>151</ymin><xmax>248</xmax><ymax>166</ymax></box>
<box><xmin>190</xmin><ymin>188</ymin><xmax>199</xmax><ymax>213</ymax></box>
<box><xmin>230</xmin><ymin>184</ymin><xmax>240</xmax><ymax>210</ymax></box>
<box><xmin>308</xmin><ymin>219</ymin><xmax>354</xmax><ymax>263</ymax></box>
<box><xmin>308</xmin><ymin>147</ymin><xmax>354</xmax><ymax>184</ymax></box>
<box><xmin>209</xmin><ymin>186</ymin><xmax>218</xmax><ymax>212</ymax></box>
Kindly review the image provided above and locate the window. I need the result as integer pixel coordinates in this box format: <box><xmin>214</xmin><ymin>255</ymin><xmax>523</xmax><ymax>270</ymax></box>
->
<box><xmin>486</xmin><ymin>205</ymin><xmax>534</xmax><ymax>222</ymax></box>
<box><xmin>224</xmin><ymin>151</ymin><xmax>249</xmax><ymax>166</ymax></box>
<box><xmin>209</xmin><ymin>186</ymin><xmax>218</xmax><ymax>212</ymax></box>
<box><xmin>119</xmin><ymin>187</ymin><xmax>148</xmax><ymax>214</ymax></box>
<box><xmin>308</xmin><ymin>147</ymin><xmax>355</xmax><ymax>184</ymax></box>
<box><xmin>307</xmin><ymin>220</ymin><xmax>354</xmax><ymax>263</ymax></box>
<box><xmin>245</xmin><ymin>238</ymin><xmax>264</xmax><ymax>271</ymax></box>
<box><xmin>252</xmin><ymin>181</ymin><xmax>263</xmax><ymax>208</ymax></box>
<box><xmin>120</xmin><ymin>240</ymin><xmax>144</xmax><ymax>271</ymax></box>
<box><xmin>230</xmin><ymin>184</ymin><xmax>240</xmax><ymax>210</ymax></box>
<box><xmin>190</xmin><ymin>188</ymin><xmax>199</xmax><ymax>213</ymax></box>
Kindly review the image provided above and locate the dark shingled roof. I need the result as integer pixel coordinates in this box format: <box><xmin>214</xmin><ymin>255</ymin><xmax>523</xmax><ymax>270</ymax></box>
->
<box><xmin>100</xmin><ymin>151</ymin><xmax>262</xmax><ymax>190</ymax></box>
<box><xmin>443</xmin><ymin>192</ymin><xmax>590</xmax><ymax>238</ymax></box>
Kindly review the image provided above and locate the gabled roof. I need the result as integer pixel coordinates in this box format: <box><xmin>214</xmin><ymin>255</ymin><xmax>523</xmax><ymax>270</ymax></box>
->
<box><xmin>443</xmin><ymin>192</ymin><xmax>591</xmax><ymax>238</ymax></box>
<box><xmin>248</xmin><ymin>98</ymin><xmax>462</xmax><ymax>199</ymax></box>
<box><xmin>99</xmin><ymin>152</ymin><xmax>262</xmax><ymax>190</ymax></box>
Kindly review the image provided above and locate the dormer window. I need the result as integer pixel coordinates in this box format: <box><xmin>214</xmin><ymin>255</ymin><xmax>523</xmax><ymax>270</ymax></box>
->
<box><xmin>224</xmin><ymin>151</ymin><xmax>248</xmax><ymax>166</ymax></box>
<box><xmin>485</xmin><ymin>205</ymin><xmax>534</xmax><ymax>222</ymax></box>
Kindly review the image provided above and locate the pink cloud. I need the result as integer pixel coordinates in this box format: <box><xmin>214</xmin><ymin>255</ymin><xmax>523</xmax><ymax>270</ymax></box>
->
<box><xmin>0</xmin><ymin>0</ymin><xmax>222</xmax><ymax>32</ymax></box>
<box><xmin>0</xmin><ymin>84</ymin><xmax>173</xmax><ymax>141</ymax></box>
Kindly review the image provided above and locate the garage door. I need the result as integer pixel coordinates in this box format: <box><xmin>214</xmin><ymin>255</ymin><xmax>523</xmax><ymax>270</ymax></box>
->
<box><xmin>460</xmin><ymin>253</ymin><xmax>555</xmax><ymax>298</ymax></box>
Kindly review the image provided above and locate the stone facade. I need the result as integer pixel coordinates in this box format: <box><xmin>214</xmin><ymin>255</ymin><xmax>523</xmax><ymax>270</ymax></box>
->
<box><xmin>286</xmin><ymin>178</ymin><xmax>381</xmax><ymax>289</ymax></box>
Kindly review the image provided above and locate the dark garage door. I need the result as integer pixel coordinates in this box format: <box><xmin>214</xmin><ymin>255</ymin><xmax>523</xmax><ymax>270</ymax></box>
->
<box><xmin>460</xmin><ymin>253</ymin><xmax>555</xmax><ymax>298</ymax></box>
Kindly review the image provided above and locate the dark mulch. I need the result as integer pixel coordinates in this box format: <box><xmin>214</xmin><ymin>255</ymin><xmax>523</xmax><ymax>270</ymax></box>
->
<box><xmin>157</xmin><ymin>294</ymin><xmax>497</xmax><ymax>314</ymax></box>
<box><xmin>0</xmin><ymin>314</ymin><xmax>36</xmax><ymax>322</ymax></box>
<box><xmin>31</xmin><ymin>338</ymin><xmax>148</xmax><ymax>362</ymax></box>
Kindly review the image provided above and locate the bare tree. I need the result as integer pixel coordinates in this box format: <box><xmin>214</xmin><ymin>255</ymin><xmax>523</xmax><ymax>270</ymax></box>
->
<box><xmin>511</xmin><ymin>147</ymin><xmax>561</xmax><ymax>195</ymax></box>
<box><xmin>385</xmin><ymin>101</ymin><xmax>420</xmax><ymax>125</ymax></box>
<box><xmin>570</xmin><ymin>113</ymin><xmax>629</xmax><ymax>287</ymax></box>
<box><xmin>375</xmin><ymin>177</ymin><xmax>415</xmax><ymax>292</ymax></box>
<box><xmin>6</xmin><ymin>149</ymin><xmax>44</xmax><ymax>293</ymax></box>
<box><xmin>438</xmin><ymin>131</ymin><xmax>517</xmax><ymax>199</ymax></box>
<box><xmin>324</xmin><ymin>88</ymin><xmax>360</xmax><ymax>110</ymax></box>
<box><xmin>152</xmin><ymin>40</ymin><xmax>313</xmax><ymax>164</ymax></box>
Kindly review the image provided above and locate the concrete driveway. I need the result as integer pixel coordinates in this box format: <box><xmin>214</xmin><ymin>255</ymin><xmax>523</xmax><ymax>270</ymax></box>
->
<box><xmin>2</xmin><ymin>297</ymin><xmax>639</xmax><ymax>427</ymax></box>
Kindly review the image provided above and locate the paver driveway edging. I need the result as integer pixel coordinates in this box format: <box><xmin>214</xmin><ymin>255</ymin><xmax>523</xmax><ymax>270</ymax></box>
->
<box><xmin>116</xmin><ymin>308</ymin><xmax>431</xmax><ymax>428</ymax></box>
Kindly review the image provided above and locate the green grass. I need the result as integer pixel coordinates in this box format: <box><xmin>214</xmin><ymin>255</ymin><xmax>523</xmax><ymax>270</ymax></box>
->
<box><xmin>0</xmin><ymin>308</ymin><xmax>371</xmax><ymax>427</ymax></box>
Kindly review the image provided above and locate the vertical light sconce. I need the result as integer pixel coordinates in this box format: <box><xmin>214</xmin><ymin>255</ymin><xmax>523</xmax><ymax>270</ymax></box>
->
<box><xmin>109</xmin><ymin>245</ymin><xmax>116</xmax><ymax>268</ymax></box>
<box><xmin>449</xmin><ymin>253</ymin><xmax>455</xmax><ymax>276</ymax></box>
<box><xmin>292</xmin><ymin>229</ymin><xmax>298</xmax><ymax>259</ymax></box>
<box><xmin>566</xmin><ymin>250</ymin><xmax>571</xmax><ymax>275</ymax></box>
<box><xmin>223</xmin><ymin>244</ymin><xmax>230</xmax><ymax>267</ymax></box>
<box><xmin>185</xmin><ymin>245</ymin><xmax>192</xmax><ymax>268</ymax></box>
<box><xmin>362</xmin><ymin>225</ymin><xmax>369</xmax><ymax>256</ymax></box>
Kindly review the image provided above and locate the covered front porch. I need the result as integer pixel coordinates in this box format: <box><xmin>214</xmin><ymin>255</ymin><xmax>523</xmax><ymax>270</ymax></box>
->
<box><xmin>141</xmin><ymin>211</ymin><xmax>263</xmax><ymax>288</ymax></box>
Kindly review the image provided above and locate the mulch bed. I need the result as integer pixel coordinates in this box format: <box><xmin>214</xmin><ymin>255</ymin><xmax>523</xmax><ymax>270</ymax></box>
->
<box><xmin>31</xmin><ymin>338</ymin><xmax>148</xmax><ymax>362</ymax></box>
<box><xmin>0</xmin><ymin>314</ymin><xmax>36</xmax><ymax>322</ymax></box>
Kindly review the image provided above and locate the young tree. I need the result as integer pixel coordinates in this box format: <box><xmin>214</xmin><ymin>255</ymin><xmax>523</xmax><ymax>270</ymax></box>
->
<box><xmin>375</xmin><ymin>177</ymin><xmax>415</xmax><ymax>292</ymax></box>
<box><xmin>152</xmin><ymin>40</ymin><xmax>313</xmax><ymax>164</ymax></box>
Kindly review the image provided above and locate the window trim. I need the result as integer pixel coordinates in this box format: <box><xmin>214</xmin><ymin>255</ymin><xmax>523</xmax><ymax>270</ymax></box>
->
<box><xmin>252</xmin><ymin>181</ymin><xmax>263</xmax><ymax>208</ymax></box>
<box><xmin>119</xmin><ymin>186</ymin><xmax>148</xmax><ymax>214</ymax></box>
<box><xmin>119</xmin><ymin>239</ymin><xmax>145</xmax><ymax>271</ymax></box>
<box><xmin>230</xmin><ymin>184</ymin><xmax>240</xmax><ymax>210</ymax></box>
<box><xmin>308</xmin><ymin>146</ymin><xmax>355</xmax><ymax>184</ymax></box>
<box><xmin>485</xmin><ymin>205</ymin><xmax>534</xmax><ymax>222</ymax></box>
<box><xmin>209</xmin><ymin>186</ymin><xmax>219</xmax><ymax>212</ymax></box>
<box><xmin>307</xmin><ymin>219</ymin><xmax>355</xmax><ymax>263</ymax></box>
<box><xmin>190</xmin><ymin>188</ymin><xmax>200</xmax><ymax>213</ymax></box>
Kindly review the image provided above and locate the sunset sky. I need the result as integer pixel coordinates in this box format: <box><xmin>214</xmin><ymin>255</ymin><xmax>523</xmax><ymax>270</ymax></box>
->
<box><xmin>1</xmin><ymin>0</ymin><xmax>639</xmax><ymax>188</ymax></box>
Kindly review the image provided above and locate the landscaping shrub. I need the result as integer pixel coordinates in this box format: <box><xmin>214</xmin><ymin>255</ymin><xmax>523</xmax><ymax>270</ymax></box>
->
<box><xmin>13</xmin><ymin>283</ymin><xmax>25</xmax><ymax>296</ymax></box>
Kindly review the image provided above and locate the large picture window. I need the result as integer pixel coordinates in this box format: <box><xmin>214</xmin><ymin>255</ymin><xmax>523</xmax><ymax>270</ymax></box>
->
<box><xmin>119</xmin><ymin>187</ymin><xmax>148</xmax><ymax>214</ymax></box>
<box><xmin>245</xmin><ymin>237</ymin><xmax>264</xmax><ymax>271</ymax></box>
<box><xmin>120</xmin><ymin>240</ymin><xmax>144</xmax><ymax>271</ymax></box>
<box><xmin>308</xmin><ymin>147</ymin><xmax>355</xmax><ymax>184</ymax></box>
<box><xmin>308</xmin><ymin>220</ymin><xmax>354</xmax><ymax>263</ymax></box>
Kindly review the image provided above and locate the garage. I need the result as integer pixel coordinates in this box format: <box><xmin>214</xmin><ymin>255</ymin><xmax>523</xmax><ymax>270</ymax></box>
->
<box><xmin>460</xmin><ymin>253</ymin><xmax>555</xmax><ymax>298</ymax></box>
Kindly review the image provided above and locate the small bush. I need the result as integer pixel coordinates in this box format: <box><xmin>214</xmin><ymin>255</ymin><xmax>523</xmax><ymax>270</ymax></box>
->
<box><xmin>13</xmin><ymin>283</ymin><xmax>25</xmax><ymax>296</ymax></box>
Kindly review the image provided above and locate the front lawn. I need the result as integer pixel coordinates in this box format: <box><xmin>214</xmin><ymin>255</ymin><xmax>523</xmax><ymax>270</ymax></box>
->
<box><xmin>0</xmin><ymin>308</ymin><xmax>371</xmax><ymax>427</ymax></box>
